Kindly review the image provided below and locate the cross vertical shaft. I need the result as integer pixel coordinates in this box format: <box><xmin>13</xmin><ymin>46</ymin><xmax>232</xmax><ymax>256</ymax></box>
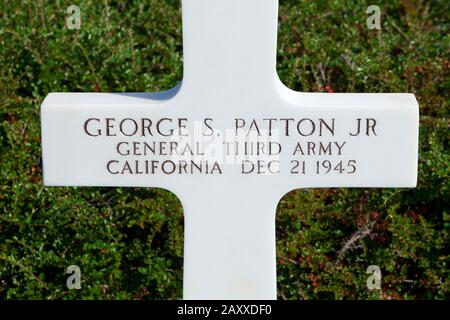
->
<box><xmin>181</xmin><ymin>0</ymin><xmax>279</xmax><ymax>97</ymax></box>
<box><xmin>180</xmin><ymin>183</ymin><xmax>278</xmax><ymax>299</ymax></box>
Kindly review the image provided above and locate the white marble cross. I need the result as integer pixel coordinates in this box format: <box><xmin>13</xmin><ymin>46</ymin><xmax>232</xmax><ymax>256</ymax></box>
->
<box><xmin>41</xmin><ymin>0</ymin><xmax>418</xmax><ymax>299</ymax></box>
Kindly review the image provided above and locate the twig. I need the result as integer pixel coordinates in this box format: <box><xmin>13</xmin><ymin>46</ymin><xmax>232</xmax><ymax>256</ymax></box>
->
<box><xmin>0</xmin><ymin>255</ymin><xmax>48</xmax><ymax>289</ymax></box>
<box><xmin>341</xmin><ymin>54</ymin><xmax>355</xmax><ymax>71</ymax></box>
<box><xmin>318</xmin><ymin>63</ymin><xmax>327</xmax><ymax>83</ymax></box>
<box><xmin>390</xmin><ymin>19</ymin><xmax>410</xmax><ymax>41</ymax></box>
<box><xmin>337</xmin><ymin>216</ymin><xmax>376</xmax><ymax>264</ymax></box>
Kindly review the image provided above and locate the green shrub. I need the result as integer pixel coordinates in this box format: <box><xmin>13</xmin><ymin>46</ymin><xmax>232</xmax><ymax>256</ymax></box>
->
<box><xmin>0</xmin><ymin>0</ymin><xmax>448</xmax><ymax>299</ymax></box>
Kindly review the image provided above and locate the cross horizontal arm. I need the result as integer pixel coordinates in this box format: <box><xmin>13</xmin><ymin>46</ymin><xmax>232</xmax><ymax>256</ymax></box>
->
<box><xmin>41</xmin><ymin>90</ymin><xmax>418</xmax><ymax>192</ymax></box>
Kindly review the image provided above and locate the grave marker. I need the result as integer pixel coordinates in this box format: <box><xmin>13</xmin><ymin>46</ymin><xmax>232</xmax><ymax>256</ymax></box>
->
<box><xmin>41</xmin><ymin>0</ymin><xmax>419</xmax><ymax>299</ymax></box>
